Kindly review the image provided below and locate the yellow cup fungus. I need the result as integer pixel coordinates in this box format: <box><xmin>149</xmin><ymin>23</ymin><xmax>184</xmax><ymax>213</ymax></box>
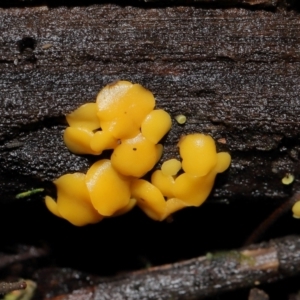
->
<box><xmin>96</xmin><ymin>81</ymin><xmax>155</xmax><ymax>139</ymax></box>
<box><xmin>90</xmin><ymin>130</ymin><xmax>118</xmax><ymax>153</ymax></box>
<box><xmin>45</xmin><ymin>81</ymin><xmax>231</xmax><ymax>226</ymax></box>
<box><xmin>175</xmin><ymin>114</ymin><xmax>187</xmax><ymax>125</ymax></box>
<box><xmin>131</xmin><ymin>179</ymin><xmax>167</xmax><ymax>221</ymax></box>
<box><xmin>66</xmin><ymin>103</ymin><xmax>100</xmax><ymax>131</ymax></box>
<box><xmin>292</xmin><ymin>201</ymin><xmax>300</xmax><ymax>218</ymax></box>
<box><xmin>64</xmin><ymin>127</ymin><xmax>100</xmax><ymax>155</ymax></box>
<box><xmin>151</xmin><ymin>170</ymin><xmax>175</xmax><ymax>198</ymax></box>
<box><xmin>161</xmin><ymin>159</ymin><xmax>182</xmax><ymax>176</ymax></box>
<box><xmin>141</xmin><ymin>109</ymin><xmax>172</xmax><ymax>144</ymax></box>
<box><xmin>86</xmin><ymin>160</ymin><xmax>131</xmax><ymax>216</ymax></box>
<box><xmin>179</xmin><ymin>134</ymin><xmax>218</xmax><ymax>177</ymax></box>
<box><xmin>281</xmin><ymin>173</ymin><xmax>294</xmax><ymax>185</ymax></box>
<box><xmin>45</xmin><ymin>173</ymin><xmax>103</xmax><ymax>226</ymax></box>
<box><xmin>131</xmin><ymin>179</ymin><xmax>186</xmax><ymax>221</ymax></box>
<box><xmin>64</xmin><ymin>103</ymin><xmax>102</xmax><ymax>155</ymax></box>
<box><xmin>111</xmin><ymin>133</ymin><xmax>161</xmax><ymax>177</ymax></box>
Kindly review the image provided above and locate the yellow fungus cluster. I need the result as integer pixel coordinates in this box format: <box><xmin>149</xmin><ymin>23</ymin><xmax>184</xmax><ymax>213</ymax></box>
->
<box><xmin>45</xmin><ymin>81</ymin><xmax>231</xmax><ymax>226</ymax></box>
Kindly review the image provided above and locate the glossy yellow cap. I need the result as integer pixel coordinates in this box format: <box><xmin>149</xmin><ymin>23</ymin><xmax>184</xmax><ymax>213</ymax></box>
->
<box><xmin>86</xmin><ymin>159</ymin><xmax>131</xmax><ymax>216</ymax></box>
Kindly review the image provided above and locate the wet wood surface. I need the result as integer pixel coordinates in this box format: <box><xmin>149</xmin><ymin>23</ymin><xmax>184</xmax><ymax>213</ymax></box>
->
<box><xmin>1</xmin><ymin>3</ymin><xmax>300</xmax><ymax>300</ymax></box>
<box><xmin>1</xmin><ymin>0</ymin><xmax>296</xmax><ymax>8</ymax></box>
<box><xmin>1</xmin><ymin>4</ymin><xmax>300</xmax><ymax>206</ymax></box>
<box><xmin>45</xmin><ymin>235</ymin><xmax>300</xmax><ymax>300</ymax></box>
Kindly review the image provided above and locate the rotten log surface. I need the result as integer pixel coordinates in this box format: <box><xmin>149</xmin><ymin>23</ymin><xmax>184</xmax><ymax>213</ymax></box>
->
<box><xmin>0</xmin><ymin>281</ymin><xmax>27</xmax><ymax>295</ymax></box>
<box><xmin>1</xmin><ymin>4</ymin><xmax>300</xmax><ymax>206</ymax></box>
<box><xmin>44</xmin><ymin>235</ymin><xmax>300</xmax><ymax>300</ymax></box>
<box><xmin>1</xmin><ymin>4</ymin><xmax>300</xmax><ymax>300</ymax></box>
<box><xmin>2</xmin><ymin>0</ymin><xmax>299</xmax><ymax>9</ymax></box>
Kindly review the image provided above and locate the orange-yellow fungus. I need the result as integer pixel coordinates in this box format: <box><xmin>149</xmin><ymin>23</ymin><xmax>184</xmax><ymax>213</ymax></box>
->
<box><xmin>90</xmin><ymin>130</ymin><xmax>118</xmax><ymax>153</ymax></box>
<box><xmin>161</xmin><ymin>159</ymin><xmax>181</xmax><ymax>176</ymax></box>
<box><xmin>282</xmin><ymin>173</ymin><xmax>294</xmax><ymax>185</ymax></box>
<box><xmin>164</xmin><ymin>197</ymin><xmax>187</xmax><ymax>217</ymax></box>
<box><xmin>131</xmin><ymin>179</ymin><xmax>186</xmax><ymax>221</ymax></box>
<box><xmin>155</xmin><ymin>144</ymin><xmax>164</xmax><ymax>163</ymax></box>
<box><xmin>214</xmin><ymin>152</ymin><xmax>231</xmax><ymax>173</ymax></box>
<box><xmin>96</xmin><ymin>81</ymin><xmax>132</xmax><ymax>121</ymax></box>
<box><xmin>66</xmin><ymin>103</ymin><xmax>100</xmax><ymax>131</ymax></box>
<box><xmin>46</xmin><ymin>80</ymin><xmax>232</xmax><ymax>225</ymax></box>
<box><xmin>175</xmin><ymin>114</ymin><xmax>187</xmax><ymax>125</ymax></box>
<box><xmin>174</xmin><ymin>172</ymin><xmax>216</xmax><ymax>206</ymax></box>
<box><xmin>179</xmin><ymin>134</ymin><xmax>217</xmax><ymax>177</ymax></box>
<box><xmin>111</xmin><ymin>133</ymin><xmax>160</xmax><ymax>177</ymax></box>
<box><xmin>141</xmin><ymin>109</ymin><xmax>172</xmax><ymax>144</ymax></box>
<box><xmin>292</xmin><ymin>201</ymin><xmax>300</xmax><ymax>218</ymax></box>
<box><xmin>151</xmin><ymin>170</ymin><xmax>175</xmax><ymax>198</ymax></box>
<box><xmin>45</xmin><ymin>196</ymin><xmax>62</xmax><ymax>218</ymax></box>
<box><xmin>49</xmin><ymin>173</ymin><xmax>103</xmax><ymax>226</ymax></box>
<box><xmin>131</xmin><ymin>179</ymin><xmax>168</xmax><ymax>221</ymax></box>
<box><xmin>112</xmin><ymin>198</ymin><xmax>137</xmax><ymax>217</ymax></box>
<box><xmin>99</xmin><ymin>117</ymin><xmax>140</xmax><ymax>140</ymax></box>
<box><xmin>64</xmin><ymin>103</ymin><xmax>102</xmax><ymax>155</ymax></box>
<box><xmin>86</xmin><ymin>159</ymin><xmax>131</xmax><ymax>216</ymax></box>
<box><xmin>131</xmin><ymin>179</ymin><xmax>166</xmax><ymax>220</ymax></box>
<box><xmin>64</xmin><ymin>127</ymin><xmax>101</xmax><ymax>155</ymax></box>
<box><xmin>96</xmin><ymin>81</ymin><xmax>155</xmax><ymax>139</ymax></box>
<box><xmin>174</xmin><ymin>152</ymin><xmax>231</xmax><ymax>206</ymax></box>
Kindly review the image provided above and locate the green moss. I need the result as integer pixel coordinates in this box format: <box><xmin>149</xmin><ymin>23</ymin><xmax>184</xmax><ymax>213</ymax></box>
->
<box><xmin>15</xmin><ymin>188</ymin><xmax>44</xmax><ymax>199</ymax></box>
<box><xmin>206</xmin><ymin>250</ymin><xmax>255</xmax><ymax>266</ymax></box>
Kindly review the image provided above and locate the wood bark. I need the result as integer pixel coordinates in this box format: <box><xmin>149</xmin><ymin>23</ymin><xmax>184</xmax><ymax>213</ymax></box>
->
<box><xmin>1</xmin><ymin>3</ymin><xmax>300</xmax><ymax>300</ymax></box>
<box><xmin>43</xmin><ymin>235</ymin><xmax>300</xmax><ymax>300</ymax></box>
<box><xmin>1</xmin><ymin>4</ymin><xmax>300</xmax><ymax>206</ymax></box>
<box><xmin>1</xmin><ymin>0</ymin><xmax>297</xmax><ymax>9</ymax></box>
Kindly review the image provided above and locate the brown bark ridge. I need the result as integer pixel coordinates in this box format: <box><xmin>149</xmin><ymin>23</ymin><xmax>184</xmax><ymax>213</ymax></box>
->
<box><xmin>42</xmin><ymin>235</ymin><xmax>300</xmax><ymax>300</ymax></box>
<box><xmin>0</xmin><ymin>281</ymin><xmax>27</xmax><ymax>294</ymax></box>
<box><xmin>0</xmin><ymin>1</ymin><xmax>298</xmax><ymax>9</ymax></box>
<box><xmin>1</xmin><ymin>4</ymin><xmax>300</xmax><ymax>207</ymax></box>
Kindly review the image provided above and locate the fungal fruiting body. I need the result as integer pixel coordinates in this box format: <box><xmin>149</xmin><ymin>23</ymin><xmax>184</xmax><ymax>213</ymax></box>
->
<box><xmin>86</xmin><ymin>159</ymin><xmax>131</xmax><ymax>216</ymax></box>
<box><xmin>292</xmin><ymin>201</ymin><xmax>300</xmax><ymax>218</ymax></box>
<box><xmin>281</xmin><ymin>173</ymin><xmax>294</xmax><ymax>185</ymax></box>
<box><xmin>45</xmin><ymin>81</ymin><xmax>231</xmax><ymax>225</ymax></box>
<box><xmin>175</xmin><ymin>114</ymin><xmax>187</xmax><ymax>125</ymax></box>
<box><xmin>45</xmin><ymin>173</ymin><xmax>103</xmax><ymax>226</ymax></box>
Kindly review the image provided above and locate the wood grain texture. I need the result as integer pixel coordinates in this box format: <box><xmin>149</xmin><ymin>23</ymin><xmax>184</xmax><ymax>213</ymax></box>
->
<box><xmin>47</xmin><ymin>235</ymin><xmax>300</xmax><ymax>300</ymax></box>
<box><xmin>0</xmin><ymin>0</ymin><xmax>296</xmax><ymax>9</ymax></box>
<box><xmin>1</xmin><ymin>5</ymin><xmax>300</xmax><ymax>206</ymax></box>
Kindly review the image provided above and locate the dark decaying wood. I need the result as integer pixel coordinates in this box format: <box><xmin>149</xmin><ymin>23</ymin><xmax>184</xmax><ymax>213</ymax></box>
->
<box><xmin>1</xmin><ymin>3</ymin><xmax>300</xmax><ymax>300</ymax></box>
<box><xmin>1</xmin><ymin>0</ymin><xmax>298</xmax><ymax>9</ymax></box>
<box><xmin>248</xmin><ymin>288</ymin><xmax>270</xmax><ymax>300</ymax></box>
<box><xmin>39</xmin><ymin>235</ymin><xmax>300</xmax><ymax>300</ymax></box>
<box><xmin>1</xmin><ymin>4</ymin><xmax>300</xmax><ymax>207</ymax></box>
<box><xmin>0</xmin><ymin>245</ymin><xmax>48</xmax><ymax>270</ymax></box>
<box><xmin>0</xmin><ymin>280</ymin><xmax>27</xmax><ymax>294</ymax></box>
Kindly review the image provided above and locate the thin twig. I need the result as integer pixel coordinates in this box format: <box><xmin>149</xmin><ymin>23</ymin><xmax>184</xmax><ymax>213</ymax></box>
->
<box><xmin>244</xmin><ymin>191</ymin><xmax>300</xmax><ymax>246</ymax></box>
<box><xmin>0</xmin><ymin>245</ymin><xmax>48</xmax><ymax>269</ymax></box>
<box><xmin>50</xmin><ymin>235</ymin><xmax>300</xmax><ymax>300</ymax></box>
<box><xmin>0</xmin><ymin>281</ymin><xmax>27</xmax><ymax>294</ymax></box>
